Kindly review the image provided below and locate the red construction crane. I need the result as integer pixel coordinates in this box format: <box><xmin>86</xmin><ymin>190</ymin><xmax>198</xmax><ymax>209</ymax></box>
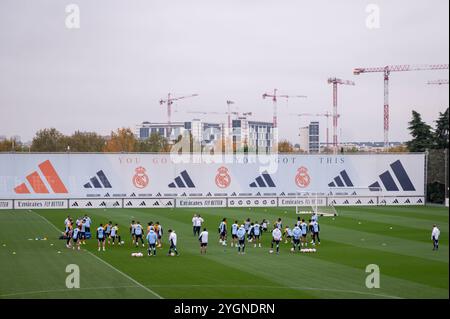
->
<box><xmin>353</xmin><ymin>64</ymin><xmax>449</xmax><ymax>148</ymax></box>
<box><xmin>427</xmin><ymin>79</ymin><xmax>449</xmax><ymax>85</ymax></box>
<box><xmin>327</xmin><ymin>78</ymin><xmax>355</xmax><ymax>154</ymax></box>
<box><xmin>262</xmin><ymin>89</ymin><xmax>307</xmax><ymax>129</ymax></box>
<box><xmin>159</xmin><ymin>93</ymin><xmax>198</xmax><ymax>136</ymax></box>
<box><xmin>290</xmin><ymin>111</ymin><xmax>335</xmax><ymax>150</ymax></box>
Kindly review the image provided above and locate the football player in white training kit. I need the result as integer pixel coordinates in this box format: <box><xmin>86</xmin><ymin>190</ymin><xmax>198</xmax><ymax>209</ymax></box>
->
<box><xmin>271</xmin><ymin>226</ymin><xmax>282</xmax><ymax>255</ymax></box>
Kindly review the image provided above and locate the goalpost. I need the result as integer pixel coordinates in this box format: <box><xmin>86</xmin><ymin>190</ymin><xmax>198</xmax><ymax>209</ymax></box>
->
<box><xmin>294</xmin><ymin>186</ymin><xmax>383</xmax><ymax>216</ymax></box>
<box><xmin>294</xmin><ymin>192</ymin><xmax>337</xmax><ymax>217</ymax></box>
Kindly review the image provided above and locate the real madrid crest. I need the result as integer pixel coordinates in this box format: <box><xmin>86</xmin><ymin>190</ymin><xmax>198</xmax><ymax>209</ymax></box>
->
<box><xmin>295</xmin><ymin>166</ymin><xmax>310</xmax><ymax>188</ymax></box>
<box><xmin>133</xmin><ymin>166</ymin><xmax>149</xmax><ymax>189</ymax></box>
<box><xmin>215</xmin><ymin>166</ymin><xmax>231</xmax><ymax>188</ymax></box>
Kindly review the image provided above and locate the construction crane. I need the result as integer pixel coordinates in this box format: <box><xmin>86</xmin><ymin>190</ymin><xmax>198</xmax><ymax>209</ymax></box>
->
<box><xmin>427</xmin><ymin>79</ymin><xmax>449</xmax><ymax>85</ymax></box>
<box><xmin>159</xmin><ymin>93</ymin><xmax>198</xmax><ymax>136</ymax></box>
<box><xmin>186</xmin><ymin>111</ymin><xmax>226</xmax><ymax>115</ymax></box>
<box><xmin>327</xmin><ymin>78</ymin><xmax>355</xmax><ymax>154</ymax></box>
<box><xmin>186</xmin><ymin>110</ymin><xmax>252</xmax><ymax>118</ymax></box>
<box><xmin>262</xmin><ymin>89</ymin><xmax>307</xmax><ymax>129</ymax></box>
<box><xmin>232</xmin><ymin>111</ymin><xmax>252</xmax><ymax>118</ymax></box>
<box><xmin>226</xmin><ymin>100</ymin><xmax>235</xmax><ymax>137</ymax></box>
<box><xmin>290</xmin><ymin>111</ymin><xmax>335</xmax><ymax>149</ymax></box>
<box><xmin>353</xmin><ymin>64</ymin><xmax>449</xmax><ymax>148</ymax></box>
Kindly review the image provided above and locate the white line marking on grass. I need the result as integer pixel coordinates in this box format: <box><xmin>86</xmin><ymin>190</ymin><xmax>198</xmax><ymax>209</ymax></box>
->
<box><xmin>4</xmin><ymin>281</ymin><xmax>400</xmax><ymax>299</ymax></box>
<box><xmin>30</xmin><ymin>210</ymin><xmax>163</xmax><ymax>299</ymax></box>
<box><xmin>85</xmin><ymin>250</ymin><xmax>162</xmax><ymax>299</ymax></box>
<box><xmin>143</xmin><ymin>284</ymin><xmax>403</xmax><ymax>299</ymax></box>
<box><xmin>0</xmin><ymin>285</ymin><xmax>140</xmax><ymax>298</ymax></box>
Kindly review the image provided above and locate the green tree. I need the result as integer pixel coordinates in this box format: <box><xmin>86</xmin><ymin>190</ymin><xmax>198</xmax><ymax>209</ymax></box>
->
<box><xmin>434</xmin><ymin>108</ymin><xmax>449</xmax><ymax>149</ymax></box>
<box><xmin>31</xmin><ymin>128</ymin><xmax>69</xmax><ymax>152</ymax></box>
<box><xmin>104</xmin><ymin>128</ymin><xmax>137</xmax><ymax>152</ymax></box>
<box><xmin>406</xmin><ymin>111</ymin><xmax>433</xmax><ymax>152</ymax></box>
<box><xmin>67</xmin><ymin>131</ymin><xmax>106</xmax><ymax>152</ymax></box>
<box><xmin>0</xmin><ymin>138</ymin><xmax>18</xmax><ymax>152</ymax></box>
<box><xmin>137</xmin><ymin>133</ymin><xmax>169</xmax><ymax>152</ymax></box>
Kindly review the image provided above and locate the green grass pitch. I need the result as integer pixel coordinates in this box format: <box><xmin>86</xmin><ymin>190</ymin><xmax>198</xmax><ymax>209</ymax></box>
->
<box><xmin>0</xmin><ymin>205</ymin><xmax>447</xmax><ymax>299</ymax></box>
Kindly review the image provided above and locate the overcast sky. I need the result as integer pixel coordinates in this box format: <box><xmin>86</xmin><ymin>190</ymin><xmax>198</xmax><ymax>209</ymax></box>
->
<box><xmin>0</xmin><ymin>0</ymin><xmax>448</xmax><ymax>143</ymax></box>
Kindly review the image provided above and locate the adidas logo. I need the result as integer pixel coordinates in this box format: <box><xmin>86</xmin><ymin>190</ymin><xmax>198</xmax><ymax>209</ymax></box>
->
<box><xmin>356</xmin><ymin>199</ymin><xmax>362</xmax><ymax>204</ymax></box>
<box><xmin>328</xmin><ymin>170</ymin><xmax>354</xmax><ymax>188</ymax></box>
<box><xmin>125</xmin><ymin>200</ymin><xmax>147</xmax><ymax>207</ymax></box>
<box><xmin>369</xmin><ymin>160</ymin><xmax>416</xmax><ymax>192</ymax></box>
<box><xmin>249</xmin><ymin>171</ymin><xmax>276</xmax><ymax>188</ymax></box>
<box><xmin>417</xmin><ymin>198</ymin><xmax>423</xmax><ymax>203</ymax></box>
<box><xmin>84</xmin><ymin>170</ymin><xmax>112</xmax><ymax>189</ymax></box>
<box><xmin>72</xmin><ymin>202</ymin><xmax>79</xmax><ymax>207</ymax></box>
<box><xmin>99</xmin><ymin>201</ymin><xmax>120</xmax><ymax>207</ymax></box>
<box><xmin>86</xmin><ymin>202</ymin><xmax>93</xmax><ymax>207</ymax></box>
<box><xmin>14</xmin><ymin>160</ymin><xmax>68</xmax><ymax>194</ymax></box>
<box><xmin>168</xmin><ymin>170</ymin><xmax>196</xmax><ymax>188</ymax></box>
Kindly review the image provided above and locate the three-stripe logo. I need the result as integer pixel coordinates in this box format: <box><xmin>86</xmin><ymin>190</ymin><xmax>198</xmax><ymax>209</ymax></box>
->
<box><xmin>14</xmin><ymin>160</ymin><xmax>68</xmax><ymax>194</ymax></box>
<box><xmin>369</xmin><ymin>160</ymin><xmax>415</xmax><ymax>192</ymax></box>
<box><xmin>83</xmin><ymin>170</ymin><xmax>112</xmax><ymax>189</ymax></box>
<box><xmin>249</xmin><ymin>171</ymin><xmax>276</xmax><ymax>188</ymax></box>
<box><xmin>328</xmin><ymin>170</ymin><xmax>354</xmax><ymax>188</ymax></box>
<box><xmin>168</xmin><ymin>170</ymin><xmax>196</xmax><ymax>188</ymax></box>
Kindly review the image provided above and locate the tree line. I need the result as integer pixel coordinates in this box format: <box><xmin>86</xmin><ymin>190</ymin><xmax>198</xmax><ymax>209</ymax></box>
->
<box><xmin>405</xmin><ymin>107</ymin><xmax>448</xmax><ymax>204</ymax></box>
<box><xmin>406</xmin><ymin>108</ymin><xmax>448</xmax><ymax>152</ymax></box>
<box><xmin>0</xmin><ymin>128</ymin><xmax>169</xmax><ymax>153</ymax></box>
<box><xmin>0</xmin><ymin>108</ymin><xmax>447</xmax><ymax>153</ymax></box>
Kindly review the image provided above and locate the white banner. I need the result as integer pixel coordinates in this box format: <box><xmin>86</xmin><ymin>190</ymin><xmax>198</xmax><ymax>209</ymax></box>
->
<box><xmin>378</xmin><ymin>196</ymin><xmax>425</xmax><ymax>206</ymax></box>
<box><xmin>69</xmin><ymin>199</ymin><xmax>122</xmax><ymax>209</ymax></box>
<box><xmin>123</xmin><ymin>198</ymin><xmax>174</xmax><ymax>208</ymax></box>
<box><xmin>278</xmin><ymin>197</ymin><xmax>327</xmax><ymax>207</ymax></box>
<box><xmin>0</xmin><ymin>154</ymin><xmax>425</xmax><ymax>199</ymax></box>
<box><xmin>228</xmin><ymin>197</ymin><xmax>277</xmax><ymax>207</ymax></box>
<box><xmin>328</xmin><ymin>197</ymin><xmax>378</xmax><ymax>206</ymax></box>
<box><xmin>176</xmin><ymin>198</ymin><xmax>227</xmax><ymax>208</ymax></box>
<box><xmin>0</xmin><ymin>200</ymin><xmax>13</xmax><ymax>209</ymax></box>
<box><xmin>15</xmin><ymin>199</ymin><xmax>68</xmax><ymax>209</ymax></box>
